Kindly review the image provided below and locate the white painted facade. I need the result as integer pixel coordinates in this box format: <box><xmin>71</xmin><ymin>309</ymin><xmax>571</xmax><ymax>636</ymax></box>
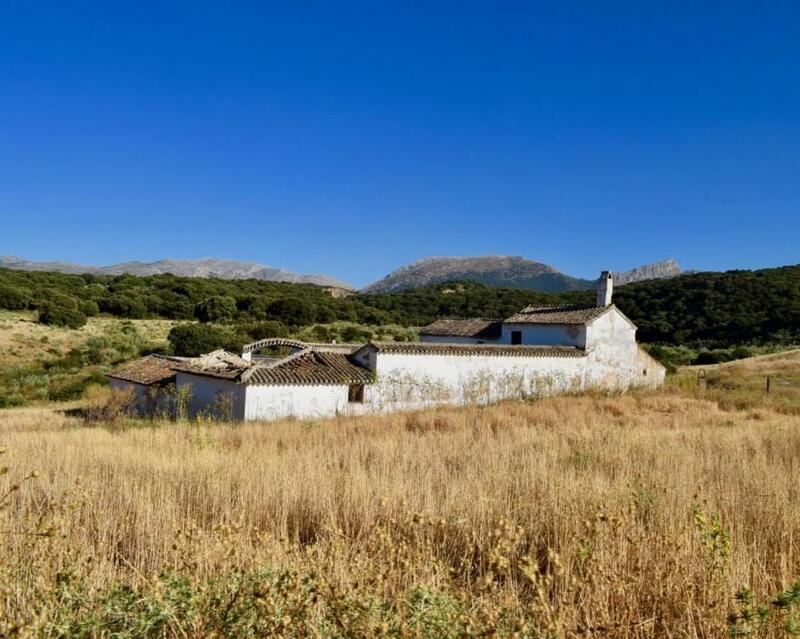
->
<box><xmin>499</xmin><ymin>324</ymin><xmax>587</xmax><ymax>347</ymax></box>
<box><xmin>243</xmin><ymin>384</ymin><xmax>351</xmax><ymax>421</ymax></box>
<box><xmin>359</xmin><ymin>352</ymin><xmax>585</xmax><ymax>413</ymax></box>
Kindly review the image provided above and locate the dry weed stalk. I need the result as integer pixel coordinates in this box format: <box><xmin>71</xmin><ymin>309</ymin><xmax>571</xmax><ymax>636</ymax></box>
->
<box><xmin>0</xmin><ymin>382</ymin><xmax>799</xmax><ymax>636</ymax></box>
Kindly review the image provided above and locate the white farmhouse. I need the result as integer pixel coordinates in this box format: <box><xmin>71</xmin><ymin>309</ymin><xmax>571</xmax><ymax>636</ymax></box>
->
<box><xmin>107</xmin><ymin>271</ymin><xmax>665</xmax><ymax>421</ymax></box>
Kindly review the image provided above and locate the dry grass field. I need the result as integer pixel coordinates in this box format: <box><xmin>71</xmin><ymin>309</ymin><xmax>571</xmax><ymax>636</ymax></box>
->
<box><xmin>0</xmin><ymin>311</ymin><xmax>177</xmax><ymax>365</ymax></box>
<box><xmin>1</xmin><ymin>351</ymin><xmax>800</xmax><ymax>637</ymax></box>
<box><xmin>0</xmin><ymin>311</ymin><xmax>179</xmax><ymax>408</ymax></box>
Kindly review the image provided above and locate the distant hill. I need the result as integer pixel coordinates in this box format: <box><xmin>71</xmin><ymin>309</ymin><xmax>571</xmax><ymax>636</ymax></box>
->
<box><xmin>0</xmin><ymin>256</ymin><xmax>352</xmax><ymax>289</ymax></box>
<box><xmin>362</xmin><ymin>255</ymin><xmax>684</xmax><ymax>293</ymax></box>
<box><xmin>613</xmin><ymin>259</ymin><xmax>683</xmax><ymax>285</ymax></box>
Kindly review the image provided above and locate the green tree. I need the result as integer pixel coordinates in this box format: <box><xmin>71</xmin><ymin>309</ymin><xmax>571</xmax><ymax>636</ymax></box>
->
<box><xmin>38</xmin><ymin>303</ymin><xmax>87</xmax><ymax>329</ymax></box>
<box><xmin>100</xmin><ymin>294</ymin><xmax>148</xmax><ymax>319</ymax></box>
<box><xmin>247</xmin><ymin>321</ymin><xmax>289</xmax><ymax>340</ymax></box>
<box><xmin>194</xmin><ymin>296</ymin><xmax>237</xmax><ymax>323</ymax></box>
<box><xmin>168</xmin><ymin>324</ymin><xmax>228</xmax><ymax>356</ymax></box>
<box><xmin>0</xmin><ymin>285</ymin><xmax>32</xmax><ymax>310</ymax></box>
<box><xmin>267</xmin><ymin>298</ymin><xmax>316</xmax><ymax>326</ymax></box>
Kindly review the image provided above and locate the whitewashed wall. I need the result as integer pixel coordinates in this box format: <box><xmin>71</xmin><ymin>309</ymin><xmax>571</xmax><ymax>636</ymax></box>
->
<box><xmin>243</xmin><ymin>384</ymin><xmax>351</xmax><ymax>420</ymax></box>
<box><xmin>635</xmin><ymin>346</ymin><xmax>667</xmax><ymax>388</ymax></box>
<box><xmin>583</xmin><ymin>310</ymin><xmax>640</xmax><ymax>390</ymax></box>
<box><xmin>364</xmin><ymin>352</ymin><xmax>586</xmax><ymax>412</ymax></box>
<box><xmin>499</xmin><ymin>324</ymin><xmax>587</xmax><ymax>347</ymax></box>
<box><xmin>109</xmin><ymin>379</ymin><xmax>150</xmax><ymax>414</ymax></box>
<box><xmin>175</xmin><ymin>372</ymin><xmax>246</xmax><ymax>420</ymax></box>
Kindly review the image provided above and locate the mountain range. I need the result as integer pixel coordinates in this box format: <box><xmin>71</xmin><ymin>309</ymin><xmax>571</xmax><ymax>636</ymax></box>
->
<box><xmin>0</xmin><ymin>255</ymin><xmax>684</xmax><ymax>293</ymax></box>
<box><xmin>0</xmin><ymin>256</ymin><xmax>351</xmax><ymax>289</ymax></box>
<box><xmin>361</xmin><ymin>256</ymin><xmax>684</xmax><ymax>293</ymax></box>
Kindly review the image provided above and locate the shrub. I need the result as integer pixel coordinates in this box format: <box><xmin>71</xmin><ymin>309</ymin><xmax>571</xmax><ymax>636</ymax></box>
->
<box><xmin>78</xmin><ymin>298</ymin><xmax>100</xmax><ymax>317</ymax></box>
<box><xmin>267</xmin><ymin>298</ymin><xmax>316</xmax><ymax>326</ymax></box>
<box><xmin>48</xmin><ymin>371</ymin><xmax>107</xmax><ymax>402</ymax></box>
<box><xmin>341</xmin><ymin>324</ymin><xmax>375</xmax><ymax>342</ymax></box>
<box><xmin>168</xmin><ymin>324</ymin><xmax>229</xmax><ymax>356</ymax></box>
<box><xmin>0</xmin><ymin>393</ymin><xmax>24</xmax><ymax>408</ymax></box>
<box><xmin>38</xmin><ymin>304</ymin><xmax>87</xmax><ymax>329</ymax></box>
<box><xmin>99</xmin><ymin>294</ymin><xmax>148</xmax><ymax>319</ymax></box>
<box><xmin>195</xmin><ymin>296</ymin><xmax>237</xmax><ymax>323</ymax></box>
<box><xmin>247</xmin><ymin>320</ymin><xmax>289</xmax><ymax>340</ymax></box>
<box><xmin>314</xmin><ymin>306</ymin><xmax>337</xmax><ymax>323</ymax></box>
<box><xmin>0</xmin><ymin>285</ymin><xmax>33</xmax><ymax>310</ymax></box>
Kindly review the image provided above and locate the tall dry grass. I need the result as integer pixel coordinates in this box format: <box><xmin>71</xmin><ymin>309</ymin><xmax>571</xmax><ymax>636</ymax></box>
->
<box><xmin>2</xmin><ymin>367</ymin><xmax>800</xmax><ymax>635</ymax></box>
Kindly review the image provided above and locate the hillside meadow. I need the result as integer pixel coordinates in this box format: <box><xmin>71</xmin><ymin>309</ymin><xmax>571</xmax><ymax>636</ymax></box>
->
<box><xmin>0</xmin><ymin>351</ymin><xmax>798</xmax><ymax>636</ymax></box>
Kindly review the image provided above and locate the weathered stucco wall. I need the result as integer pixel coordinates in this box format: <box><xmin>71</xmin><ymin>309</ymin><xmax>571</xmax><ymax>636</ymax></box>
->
<box><xmin>364</xmin><ymin>352</ymin><xmax>586</xmax><ymax>413</ymax></box>
<box><xmin>499</xmin><ymin>324</ymin><xmax>587</xmax><ymax>347</ymax></box>
<box><xmin>583</xmin><ymin>310</ymin><xmax>640</xmax><ymax>390</ymax></box>
<box><xmin>243</xmin><ymin>384</ymin><xmax>351</xmax><ymax>420</ymax></box>
<box><xmin>635</xmin><ymin>346</ymin><xmax>667</xmax><ymax>389</ymax></box>
<box><xmin>176</xmin><ymin>373</ymin><xmax>246</xmax><ymax>420</ymax></box>
<box><xmin>109</xmin><ymin>379</ymin><xmax>150</xmax><ymax>414</ymax></box>
<box><xmin>109</xmin><ymin>379</ymin><xmax>174</xmax><ymax>416</ymax></box>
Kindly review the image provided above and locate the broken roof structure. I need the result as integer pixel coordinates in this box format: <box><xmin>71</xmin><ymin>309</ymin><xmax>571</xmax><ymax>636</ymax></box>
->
<box><xmin>419</xmin><ymin>318</ymin><xmax>503</xmax><ymax>340</ymax></box>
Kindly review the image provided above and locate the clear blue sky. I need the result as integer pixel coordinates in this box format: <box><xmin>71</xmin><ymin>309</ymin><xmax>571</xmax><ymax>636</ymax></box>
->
<box><xmin>2</xmin><ymin>2</ymin><xmax>799</xmax><ymax>287</ymax></box>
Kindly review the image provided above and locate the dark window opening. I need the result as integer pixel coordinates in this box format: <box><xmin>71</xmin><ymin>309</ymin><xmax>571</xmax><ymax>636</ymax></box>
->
<box><xmin>348</xmin><ymin>384</ymin><xmax>365</xmax><ymax>403</ymax></box>
<box><xmin>511</xmin><ymin>331</ymin><xmax>522</xmax><ymax>345</ymax></box>
<box><xmin>642</xmin><ymin>369</ymin><xmax>648</xmax><ymax>376</ymax></box>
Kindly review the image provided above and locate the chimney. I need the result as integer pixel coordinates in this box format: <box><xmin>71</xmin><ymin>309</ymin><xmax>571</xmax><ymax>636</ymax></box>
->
<box><xmin>596</xmin><ymin>271</ymin><xmax>613</xmax><ymax>307</ymax></box>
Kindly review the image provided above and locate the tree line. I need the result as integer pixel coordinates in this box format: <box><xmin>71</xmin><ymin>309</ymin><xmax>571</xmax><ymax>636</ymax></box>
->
<box><xmin>1</xmin><ymin>263</ymin><xmax>799</xmax><ymax>355</ymax></box>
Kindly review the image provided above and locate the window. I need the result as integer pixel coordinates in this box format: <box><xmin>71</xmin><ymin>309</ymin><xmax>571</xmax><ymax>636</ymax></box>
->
<box><xmin>348</xmin><ymin>384</ymin><xmax>365</xmax><ymax>403</ymax></box>
<box><xmin>511</xmin><ymin>331</ymin><xmax>522</xmax><ymax>345</ymax></box>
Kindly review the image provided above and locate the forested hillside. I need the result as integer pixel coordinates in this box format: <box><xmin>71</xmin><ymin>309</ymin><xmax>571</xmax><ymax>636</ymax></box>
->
<box><xmin>1</xmin><ymin>264</ymin><xmax>799</xmax><ymax>355</ymax></box>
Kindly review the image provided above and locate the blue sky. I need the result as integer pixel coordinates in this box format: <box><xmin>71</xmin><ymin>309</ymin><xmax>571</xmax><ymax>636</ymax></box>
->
<box><xmin>1</xmin><ymin>1</ymin><xmax>799</xmax><ymax>287</ymax></box>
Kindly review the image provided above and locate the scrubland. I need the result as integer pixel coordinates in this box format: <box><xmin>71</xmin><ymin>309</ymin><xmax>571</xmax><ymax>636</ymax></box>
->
<box><xmin>1</xmin><ymin>352</ymin><xmax>800</xmax><ymax>637</ymax></box>
<box><xmin>0</xmin><ymin>311</ymin><xmax>177</xmax><ymax>408</ymax></box>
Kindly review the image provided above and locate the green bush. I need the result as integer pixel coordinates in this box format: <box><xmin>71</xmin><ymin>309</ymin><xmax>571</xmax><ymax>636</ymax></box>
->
<box><xmin>0</xmin><ymin>285</ymin><xmax>32</xmax><ymax>310</ymax></box>
<box><xmin>38</xmin><ymin>303</ymin><xmax>87</xmax><ymax>329</ymax></box>
<box><xmin>195</xmin><ymin>296</ymin><xmax>237</xmax><ymax>323</ymax></box>
<box><xmin>247</xmin><ymin>320</ymin><xmax>289</xmax><ymax>340</ymax></box>
<box><xmin>48</xmin><ymin>372</ymin><xmax>107</xmax><ymax>402</ymax></box>
<box><xmin>99</xmin><ymin>294</ymin><xmax>148</xmax><ymax>319</ymax></box>
<box><xmin>78</xmin><ymin>298</ymin><xmax>100</xmax><ymax>317</ymax></box>
<box><xmin>168</xmin><ymin>324</ymin><xmax>229</xmax><ymax>356</ymax></box>
<box><xmin>0</xmin><ymin>393</ymin><xmax>24</xmax><ymax>408</ymax></box>
<box><xmin>267</xmin><ymin>298</ymin><xmax>317</xmax><ymax>326</ymax></box>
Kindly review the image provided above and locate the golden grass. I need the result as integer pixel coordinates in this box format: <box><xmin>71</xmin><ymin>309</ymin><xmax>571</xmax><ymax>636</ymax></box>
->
<box><xmin>0</xmin><ymin>311</ymin><xmax>178</xmax><ymax>366</ymax></box>
<box><xmin>1</xmin><ymin>356</ymin><xmax>800</xmax><ymax>636</ymax></box>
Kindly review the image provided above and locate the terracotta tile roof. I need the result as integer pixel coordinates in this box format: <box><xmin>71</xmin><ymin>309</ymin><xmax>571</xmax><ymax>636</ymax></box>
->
<box><xmin>242</xmin><ymin>338</ymin><xmax>362</xmax><ymax>355</ymax></box>
<box><xmin>359</xmin><ymin>342</ymin><xmax>585</xmax><ymax>358</ymax></box>
<box><xmin>305</xmin><ymin>342</ymin><xmax>364</xmax><ymax>354</ymax></box>
<box><xmin>419</xmin><ymin>318</ymin><xmax>502</xmax><ymax>339</ymax></box>
<box><xmin>171</xmin><ymin>350</ymin><xmax>250</xmax><ymax>381</ymax></box>
<box><xmin>106</xmin><ymin>355</ymin><xmax>181</xmax><ymax>385</ymax></box>
<box><xmin>242</xmin><ymin>349</ymin><xmax>373</xmax><ymax>386</ymax></box>
<box><xmin>175</xmin><ymin>348</ymin><xmax>373</xmax><ymax>386</ymax></box>
<box><xmin>504</xmin><ymin>304</ymin><xmax>611</xmax><ymax>325</ymax></box>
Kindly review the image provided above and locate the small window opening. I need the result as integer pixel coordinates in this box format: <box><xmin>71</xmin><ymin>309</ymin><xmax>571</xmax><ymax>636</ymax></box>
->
<box><xmin>348</xmin><ymin>384</ymin><xmax>365</xmax><ymax>403</ymax></box>
<box><xmin>511</xmin><ymin>331</ymin><xmax>522</xmax><ymax>345</ymax></box>
<box><xmin>642</xmin><ymin>368</ymin><xmax>648</xmax><ymax>376</ymax></box>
